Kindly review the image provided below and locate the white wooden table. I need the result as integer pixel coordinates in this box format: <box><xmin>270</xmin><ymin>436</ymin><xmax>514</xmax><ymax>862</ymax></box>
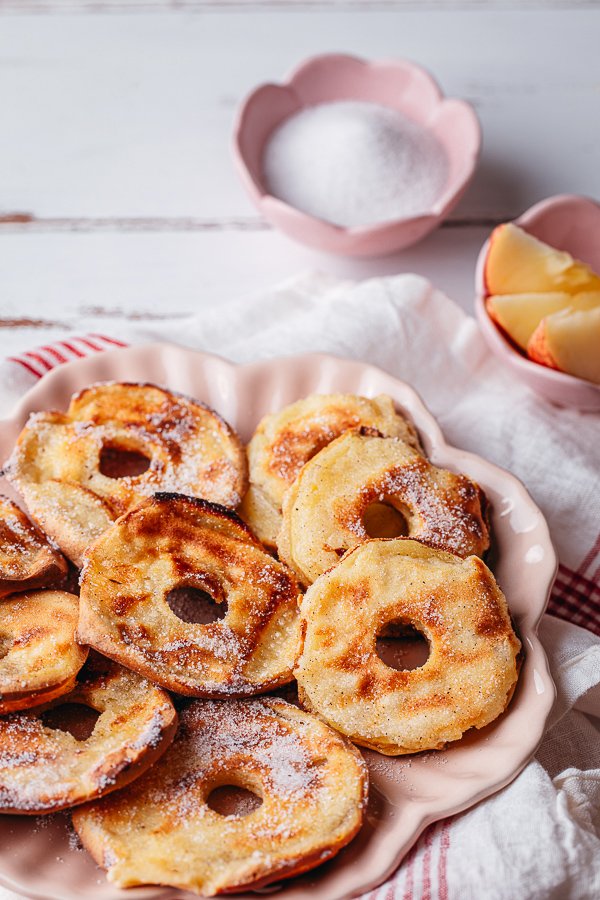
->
<box><xmin>1</xmin><ymin>0</ymin><xmax>599</xmax><ymax>352</ymax></box>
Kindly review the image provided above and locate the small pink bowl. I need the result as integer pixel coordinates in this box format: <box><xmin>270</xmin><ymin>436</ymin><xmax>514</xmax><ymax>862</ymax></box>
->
<box><xmin>475</xmin><ymin>194</ymin><xmax>600</xmax><ymax>412</ymax></box>
<box><xmin>233</xmin><ymin>54</ymin><xmax>481</xmax><ymax>257</ymax></box>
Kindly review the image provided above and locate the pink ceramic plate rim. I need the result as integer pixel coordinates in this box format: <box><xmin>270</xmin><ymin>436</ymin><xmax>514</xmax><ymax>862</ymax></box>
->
<box><xmin>233</xmin><ymin>53</ymin><xmax>481</xmax><ymax>238</ymax></box>
<box><xmin>0</xmin><ymin>345</ymin><xmax>556</xmax><ymax>900</ymax></box>
<box><xmin>474</xmin><ymin>193</ymin><xmax>600</xmax><ymax>400</ymax></box>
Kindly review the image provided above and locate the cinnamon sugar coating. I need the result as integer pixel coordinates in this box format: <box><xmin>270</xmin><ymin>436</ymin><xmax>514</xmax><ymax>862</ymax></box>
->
<box><xmin>0</xmin><ymin>496</ymin><xmax>67</xmax><ymax>597</ymax></box>
<box><xmin>72</xmin><ymin>698</ymin><xmax>368</xmax><ymax>896</ymax></box>
<box><xmin>295</xmin><ymin>539</ymin><xmax>520</xmax><ymax>755</ymax></box>
<box><xmin>78</xmin><ymin>494</ymin><xmax>302</xmax><ymax>697</ymax></box>
<box><xmin>0</xmin><ymin>658</ymin><xmax>177</xmax><ymax>814</ymax></box>
<box><xmin>0</xmin><ymin>590</ymin><xmax>88</xmax><ymax>714</ymax></box>
<box><xmin>4</xmin><ymin>382</ymin><xmax>247</xmax><ymax>566</ymax></box>
<box><xmin>278</xmin><ymin>430</ymin><xmax>489</xmax><ymax>586</ymax></box>
<box><xmin>239</xmin><ymin>393</ymin><xmax>421</xmax><ymax>549</ymax></box>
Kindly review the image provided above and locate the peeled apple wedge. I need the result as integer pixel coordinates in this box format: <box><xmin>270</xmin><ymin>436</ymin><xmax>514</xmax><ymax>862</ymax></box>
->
<box><xmin>486</xmin><ymin>291</ymin><xmax>600</xmax><ymax>351</ymax></box>
<box><xmin>527</xmin><ymin>306</ymin><xmax>600</xmax><ymax>384</ymax></box>
<box><xmin>484</xmin><ymin>223</ymin><xmax>600</xmax><ymax>296</ymax></box>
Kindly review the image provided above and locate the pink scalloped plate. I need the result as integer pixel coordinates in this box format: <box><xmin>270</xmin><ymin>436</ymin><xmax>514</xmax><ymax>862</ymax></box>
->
<box><xmin>0</xmin><ymin>346</ymin><xmax>556</xmax><ymax>900</ymax></box>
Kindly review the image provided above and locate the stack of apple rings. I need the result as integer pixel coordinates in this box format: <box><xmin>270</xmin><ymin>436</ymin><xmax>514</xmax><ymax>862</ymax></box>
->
<box><xmin>0</xmin><ymin>385</ymin><xmax>520</xmax><ymax>897</ymax></box>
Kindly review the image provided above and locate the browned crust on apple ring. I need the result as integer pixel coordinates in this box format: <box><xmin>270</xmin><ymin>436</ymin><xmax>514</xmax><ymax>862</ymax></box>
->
<box><xmin>278</xmin><ymin>430</ymin><xmax>490</xmax><ymax>586</ymax></box>
<box><xmin>0</xmin><ymin>658</ymin><xmax>177</xmax><ymax>814</ymax></box>
<box><xmin>0</xmin><ymin>675</ymin><xmax>79</xmax><ymax>716</ymax></box>
<box><xmin>4</xmin><ymin>382</ymin><xmax>248</xmax><ymax>566</ymax></box>
<box><xmin>0</xmin><ymin>590</ymin><xmax>88</xmax><ymax>715</ymax></box>
<box><xmin>0</xmin><ymin>496</ymin><xmax>68</xmax><ymax>598</ymax></box>
<box><xmin>239</xmin><ymin>393</ymin><xmax>421</xmax><ymax>549</ymax></box>
<box><xmin>78</xmin><ymin>494</ymin><xmax>302</xmax><ymax>698</ymax></box>
<box><xmin>295</xmin><ymin>539</ymin><xmax>521</xmax><ymax>755</ymax></box>
<box><xmin>72</xmin><ymin>698</ymin><xmax>368</xmax><ymax>896</ymax></box>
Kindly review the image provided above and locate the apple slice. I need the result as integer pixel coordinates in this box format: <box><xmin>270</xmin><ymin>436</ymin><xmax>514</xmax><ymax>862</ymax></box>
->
<box><xmin>486</xmin><ymin>290</ymin><xmax>600</xmax><ymax>350</ymax></box>
<box><xmin>527</xmin><ymin>305</ymin><xmax>600</xmax><ymax>384</ymax></box>
<box><xmin>484</xmin><ymin>223</ymin><xmax>600</xmax><ymax>296</ymax></box>
<box><xmin>487</xmin><ymin>292</ymin><xmax>572</xmax><ymax>350</ymax></box>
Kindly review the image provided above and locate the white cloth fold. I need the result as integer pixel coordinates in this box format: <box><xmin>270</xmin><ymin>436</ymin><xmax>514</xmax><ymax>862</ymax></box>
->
<box><xmin>1</xmin><ymin>272</ymin><xmax>599</xmax><ymax>900</ymax></box>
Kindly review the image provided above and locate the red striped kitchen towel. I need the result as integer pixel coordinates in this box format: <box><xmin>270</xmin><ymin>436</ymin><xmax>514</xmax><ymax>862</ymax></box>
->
<box><xmin>7</xmin><ymin>333</ymin><xmax>127</xmax><ymax>378</ymax></box>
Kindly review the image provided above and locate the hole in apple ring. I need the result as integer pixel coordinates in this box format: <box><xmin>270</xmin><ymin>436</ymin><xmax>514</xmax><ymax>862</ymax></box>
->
<box><xmin>363</xmin><ymin>502</ymin><xmax>409</xmax><ymax>539</ymax></box>
<box><xmin>99</xmin><ymin>444</ymin><xmax>151</xmax><ymax>479</ymax></box>
<box><xmin>41</xmin><ymin>703</ymin><xmax>101</xmax><ymax>742</ymax></box>
<box><xmin>165</xmin><ymin>586</ymin><xmax>227</xmax><ymax>625</ymax></box>
<box><xmin>376</xmin><ymin>622</ymin><xmax>430</xmax><ymax>671</ymax></box>
<box><xmin>207</xmin><ymin>783</ymin><xmax>263</xmax><ymax>818</ymax></box>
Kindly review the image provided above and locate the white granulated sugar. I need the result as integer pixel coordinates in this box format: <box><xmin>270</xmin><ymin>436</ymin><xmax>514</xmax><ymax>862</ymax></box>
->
<box><xmin>263</xmin><ymin>101</ymin><xmax>448</xmax><ymax>228</ymax></box>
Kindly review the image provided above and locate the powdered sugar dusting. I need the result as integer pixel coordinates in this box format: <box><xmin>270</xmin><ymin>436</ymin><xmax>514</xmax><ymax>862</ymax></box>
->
<box><xmin>338</xmin><ymin>442</ymin><xmax>488</xmax><ymax>559</ymax></box>
<box><xmin>182</xmin><ymin>700</ymin><xmax>318</xmax><ymax>802</ymax></box>
<box><xmin>0</xmin><ymin>498</ymin><xmax>62</xmax><ymax>578</ymax></box>
<box><xmin>74</xmin><ymin>697</ymin><xmax>366</xmax><ymax>894</ymax></box>
<box><xmin>6</xmin><ymin>384</ymin><xmax>247</xmax><ymax>560</ymax></box>
<box><xmin>0</xmin><ymin>666</ymin><xmax>174</xmax><ymax>813</ymax></box>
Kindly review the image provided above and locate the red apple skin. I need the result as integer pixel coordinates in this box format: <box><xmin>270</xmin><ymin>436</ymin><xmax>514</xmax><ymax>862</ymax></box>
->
<box><xmin>527</xmin><ymin>322</ymin><xmax>561</xmax><ymax>371</ymax></box>
<box><xmin>485</xmin><ymin>296</ymin><xmax>524</xmax><ymax>353</ymax></box>
<box><xmin>485</xmin><ymin>295</ymin><xmax>501</xmax><ymax>325</ymax></box>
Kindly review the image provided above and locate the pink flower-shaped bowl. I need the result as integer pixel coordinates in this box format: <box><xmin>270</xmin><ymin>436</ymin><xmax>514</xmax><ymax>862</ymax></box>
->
<box><xmin>233</xmin><ymin>54</ymin><xmax>481</xmax><ymax>257</ymax></box>
<box><xmin>475</xmin><ymin>194</ymin><xmax>600</xmax><ymax>412</ymax></box>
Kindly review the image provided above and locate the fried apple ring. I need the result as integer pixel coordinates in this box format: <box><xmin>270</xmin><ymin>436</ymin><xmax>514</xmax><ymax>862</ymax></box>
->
<box><xmin>78</xmin><ymin>493</ymin><xmax>301</xmax><ymax>697</ymax></box>
<box><xmin>0</xmin><ymin>657</ymin><xmax>177</xmax><ymax>814</ymax></box>
<box><xmin>5</xmin><ymin>383</ymin><xmax>247</xmax><ymax>566</ymax></box>
<box><xmin>278</xmin><ymin>430</ymin><xmax>489</xmax><ymax>586</ymax></box>
<box><xmin>0</xmin><ymin>496</ymin><xmax>67</xmax><ymax>598</ymax></box>
<box><xmin>72</xmin><ymin>698</ymin><xmax>368</xmax><ymax>896</ymax></box>
<box><xmin>239</xmin><ymin>393</ymin><xmax>421</xmax><ymax>548</ymax></box>
<box><xmin>0</xmin><ymin>590</ymin><xmax>88</xmax><ymax>714</ymax></box>
<box><xmin>295</xmin><ymin>539</ymin><xmax>521</xmax><ymax>755</ymax></box>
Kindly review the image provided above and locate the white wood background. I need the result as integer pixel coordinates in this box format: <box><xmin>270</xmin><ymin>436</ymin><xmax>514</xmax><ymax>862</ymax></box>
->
<box><xmin>1</xmin><ymin>0</ymin><xmax>599</xmax><ymax>340</ymax></box>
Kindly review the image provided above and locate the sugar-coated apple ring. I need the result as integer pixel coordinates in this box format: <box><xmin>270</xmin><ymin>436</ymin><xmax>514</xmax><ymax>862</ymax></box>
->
<box><xmin>278</xmin><ymin>430</ymin><xmax>490</xmax><ymax>586</ymax></box>
<box><xmin>239</xmin><ymin>393</ymin><xmax>421</xmax><ymax>549</ymax></box>
<box><xmin>0</xmin><ymin>496</ymin><xmax>67</xmax><ymax>598</ymax></box>
<box><xmin>78</xmin><ymin>493</ymin><xmax>301</xmax><ymax>697</ymax></box>
<box><xmin>0</xmin><ymin>657</ymin><xmax>177</xmax><ymax>814</ymax></box>
<box><xmin>72</xmin><ymin>698</ymin><xmax>368</xmax><ymax>896</ymax></box>
<box><xmin>4</xmin><ymin>382</ymin><xmax>248</xmax><ymax>566</ymax></box>
<box><xmin>0</xmin><ymin>590</ymin><xmax>88</xmax><ymax>714</ymax></box>
<box><xmin>295</xmin><ymin>539</ymin><xmax>521</xmax><ymax>755</ymax></box>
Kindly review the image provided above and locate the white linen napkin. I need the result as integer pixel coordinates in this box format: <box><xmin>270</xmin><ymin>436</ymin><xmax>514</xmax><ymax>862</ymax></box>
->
<box><xmin>1</xmin><ymin>272</ymin><xmax>599</xmax><ymax>900</ymax></box>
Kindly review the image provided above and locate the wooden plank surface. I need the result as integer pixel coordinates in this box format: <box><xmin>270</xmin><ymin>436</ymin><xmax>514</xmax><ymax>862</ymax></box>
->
<box><xmin>0</xmin><ymin>226</ymin><xmax>489</xmax><ymax>330</ymax></box>
<box><xmin>0</xmin><ymin>4</ymin><xmax>598</xmax><ymax>322</ymax></box>
<box><xmin>2</xmin><ymin>8</ymin><xmax>599</xmax><ymax>221</ymax></box>
<box><xmin>0</xmin><ymin>1</ymin><xmax>597</xmax><ymax>11</ymax></box>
